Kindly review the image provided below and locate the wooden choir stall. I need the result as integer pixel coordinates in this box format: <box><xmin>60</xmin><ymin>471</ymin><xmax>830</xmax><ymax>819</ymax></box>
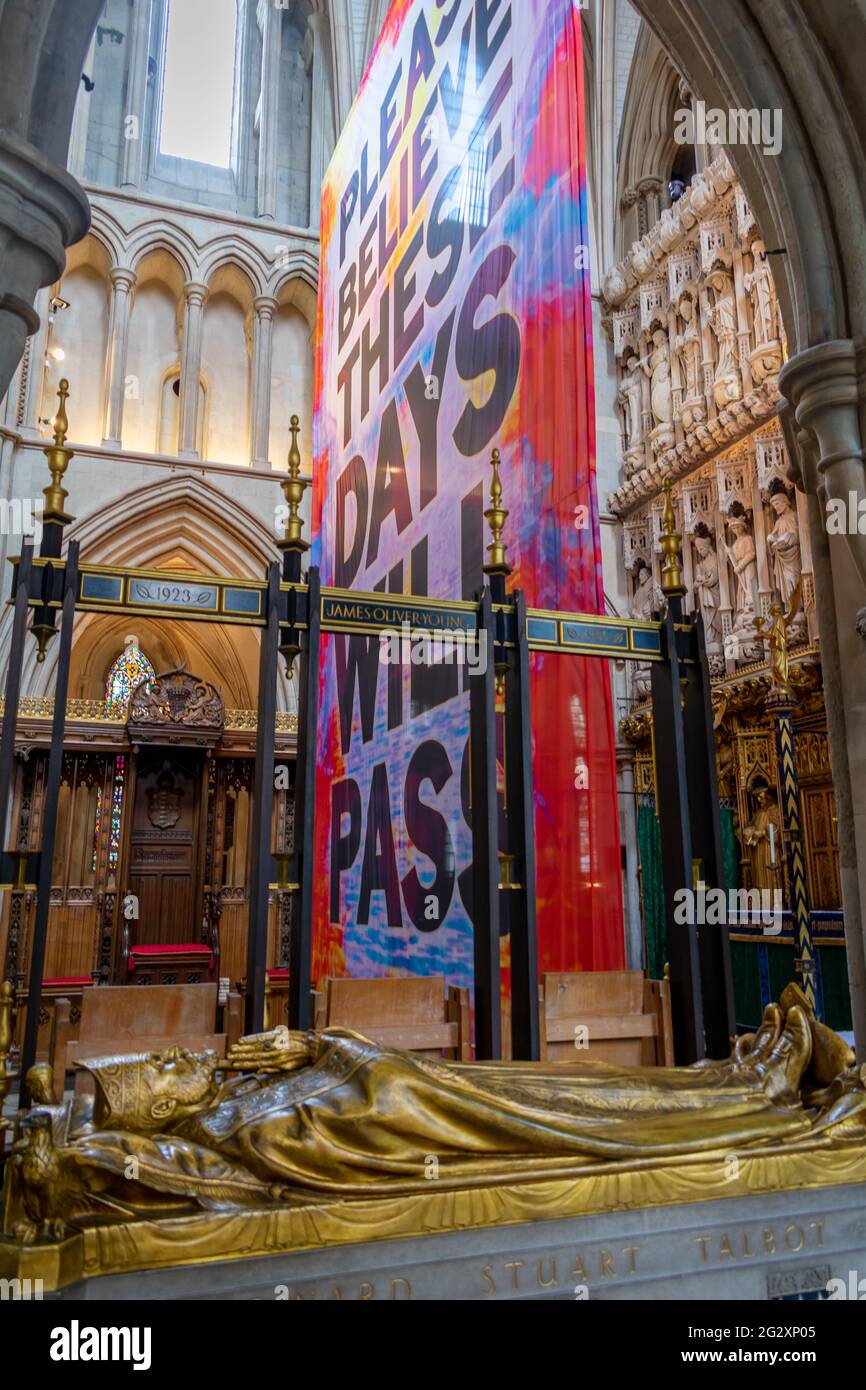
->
<box><xmin>0</xmin><ymin>662</ymin><xmax>296</xmax><ymax>1090</ymax></box>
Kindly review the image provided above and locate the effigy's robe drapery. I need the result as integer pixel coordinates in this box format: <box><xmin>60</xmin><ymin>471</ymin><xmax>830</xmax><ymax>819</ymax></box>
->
<box><xmin>56</xmin><ymin>1008</ymin><xmax>864</xmax><ymax>1211</ymax></box>
<box><xmin>170</xmin><ymin>1038</ymin><xmax>811</xmax><ymax>1194</ymax></box>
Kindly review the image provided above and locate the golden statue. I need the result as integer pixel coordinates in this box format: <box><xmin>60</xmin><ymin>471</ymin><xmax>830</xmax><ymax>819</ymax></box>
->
<box><xmin>754</xmin><ymin>580</ymin><xmax>802</xmax><ymax>699</ymax></box>
<box><xmin>4</xmin><ymin>987</ymin><xmax>865</xmax><ymax>1255</ymax></box>
<box><xmin>742</xmin><ymin>782</ymin><xmax>783</xmax><ymax>893</ymax></box>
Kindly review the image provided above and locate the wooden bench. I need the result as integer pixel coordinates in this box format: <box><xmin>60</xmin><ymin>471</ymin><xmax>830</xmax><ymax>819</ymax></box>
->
<box><xmin>540</xmin><ymin>970</ymin><xmax>674</xmax><ymax>1066</ymax></box>
<box><xmin>14</xmin><ymin>977</ymin><xmax>94</xmax><ymax>1066</ymax></box>
<box><xmin>50</xmin><ymin>982</ymin><xmax>242</xmax><ymax>1100</ymax></box>
<box><xmin>319</xmin><ymin>975</ymin><xmax>471</xmax><ymax>1060</ymax></box>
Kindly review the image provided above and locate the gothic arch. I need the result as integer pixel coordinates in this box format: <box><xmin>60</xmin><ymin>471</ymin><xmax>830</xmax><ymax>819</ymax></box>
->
<box><xmin>127</xmin><ymin>225</ymin><xmax>198</xmax><ymax>285</ymax></box>
<box><xmin>200</xmin><ymin>241</ymin><xmax>270</xmax><ymax>297</ymax></box>
<box><xmin>67</xmin><ymin>472</ymin><xmax>282</xmax><ymax>577</ymax></box>
<box><xmin>268</xmin><ymin>250</ymin><xmax>320</xmax><ymax>301</ymax></box>
<box><xmin>1</xmin><ymin>474</ymin><xmax>294</xmax><ymax>711</ymax></box>
<box><xmin>87</xmin><ymin>204</ymin><xmax>129</xmax><ymax>267</ymax></box>
<box><xmin>273</xmin><ymin>274</ymin><xmax>318</xmax><ymax>332</ymax></box>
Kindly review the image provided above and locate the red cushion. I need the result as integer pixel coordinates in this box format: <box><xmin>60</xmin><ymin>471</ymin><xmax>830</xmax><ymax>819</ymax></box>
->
<box><xmin>42</xmin><ymin>977</ymin><xmax>93</xmax><ymax>987</ymax></box>
<box><xmin>267</xmin><ymin>969</ymin><xmax>289</xmax><ymax>979</ymax></box>
<box><xmin>129</xmin><ymin>944</ymin><xmax>213</xmax><ymax>956</ymax></box>
<box><xmin>128</xmin><ymin>944</ymin><xmax>214</xmax><ymax>972</ymax></box>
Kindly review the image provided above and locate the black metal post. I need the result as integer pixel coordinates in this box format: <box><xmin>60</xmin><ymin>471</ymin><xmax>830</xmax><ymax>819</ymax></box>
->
<box><xmin>288</xmin><ymin>567</ymin><xmax>320</xmax><ymax>1030</ymax></box>
<box><xmin>505</xmin><ymin>591</ymin><xmax>539</xmax><ymax>1060</ymax></box>
<box><xmin>0</xmin><ymin>545</ymin><xmax>33</xmax><ymax>856</ymax></box>
<box><xmin>469</xmin><ymin>587</ymin><xmax>502</xmax><ymax>1059</ymax></box>
<box><xmin>19</xmin><ymin>542</ymin><xmax>79</xmax><ymax>1101</ymax></box>
<box><xmin>682</xmin><ymin>614</ymin><xmax>735</xmax><ymax>1054</ymax></box>
<box><xmin>245</xmin><ymin>563</ymin><xmax>280</xmax><ymax>1033</ymax></box>
<box><xmin>650</xmin><ymin>608</ymin><xmax>705</xmax><ymax>1062</ymax></box>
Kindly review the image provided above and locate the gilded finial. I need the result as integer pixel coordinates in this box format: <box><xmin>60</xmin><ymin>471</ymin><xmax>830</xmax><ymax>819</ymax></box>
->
<box><xmin>53</xmin><ymin>378</ymin><xmax>69</xmax><ymax>446</ymax></box>
<box><xmin>659</xmin><ymin>480</ymin><xmax>685</xmax><ymax>599</ymax></box>
<box><xmin>41</xmin><ymin>377</ymin><xmax>75</xmax><ymax>527</ymax></box>
<box><xmin>279</xmin><ymin>413</ymin><xmax>309</xmax><ymax>554</ymax></box>
<box><xmin>483</xmin><ymin>448</ymin><xmax>511</xmax><ymax>576</ymax></box>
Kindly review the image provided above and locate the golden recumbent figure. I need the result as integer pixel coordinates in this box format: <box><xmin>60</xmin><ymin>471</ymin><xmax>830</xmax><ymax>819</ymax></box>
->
<box><xmin>4</xmin><ymin>986</ymin><xmax>866</xmax><ymax>1258</ymax></box>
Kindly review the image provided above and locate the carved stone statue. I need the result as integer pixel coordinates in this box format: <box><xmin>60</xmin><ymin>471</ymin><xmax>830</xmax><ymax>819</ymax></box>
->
<box><xmin>692</xmin><ymin>531</ymin><xmax>721</xmax><ymax>645</ymax></box>
<box><xmin>644</xmin><ymin>329</ymin><xmax>673</xmax><ymax>427</ymax></box>
<box><xmin>7</xmin><ymin>993</ymin><xmax>865</xmax><ymax>1245</ymax></box>
<box><xmin>618</xmin><ymin>353</ymin><xmax>645</xmax><ymax>451</ymax></box>
<box><xmin>742</xmin><ymin>783</ymin><xmax>783</xmax><ymax>893</ymax></box>
<box><xmin>766</xmin><ymin>490</ymin><xmax>802</xmax><ymax>613</ymax></box>
<box><xmin>725</xmin><ymin>513</ymin><xmax>758</xmax><ymax>627</ymax></box>
<box><xmin>706</xmin><ymin>268</ymin><xmax>742</xmax><ymax>408</ymax></box>
<box><xmin>630</xmin><ymin>558</ymin><xmax>655</xmax><ymax>622</ymax></box>
<box><xmin>744</xmin><ymin>238</ymin><xmax>777</xmax><ymax>346</ymax></box>
<box><xmin>630</xmin><ymin>559</ymin><xmax>656</xmax><ymax>697</ymax></box>
<box><xmin>674</xmin><ymin>292</ymin><xmax>703</xmax><ymax>427</ymax></box>
<box><xmin>745</xmin><ymin>238</ymin><xmax>783</xmax><ymax>383</ymax></box>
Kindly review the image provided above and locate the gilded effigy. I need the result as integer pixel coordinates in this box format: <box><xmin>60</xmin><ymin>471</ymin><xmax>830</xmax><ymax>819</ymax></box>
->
<box><xmin>2</xmin><ymin>986</ymin><xmax>866</xmax><ymax>1291</ymax></box>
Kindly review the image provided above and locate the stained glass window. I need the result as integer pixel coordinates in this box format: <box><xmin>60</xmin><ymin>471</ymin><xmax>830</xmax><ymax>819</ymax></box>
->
<box><xmin>105</xmin><ymin>639</ymin><xmax>155</xmax><ymax>714</ymax></box>
<box><xmin>91</xmin><ymin>755</ymin><xmax>126</xmax><ymax>873</ymax></box>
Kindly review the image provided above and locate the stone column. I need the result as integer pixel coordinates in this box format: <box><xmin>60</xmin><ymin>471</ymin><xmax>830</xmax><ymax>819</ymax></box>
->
<box><xmin>249</xmin><ymin>294</ymin><xmax>277</xmax><ymax>467</ymax></box>
<box><xmin>178</xmin><ymin>281</ymin><xmax>208</xmax><ymax>459</ymax></box>
<box><xmin>306</xmin><ymin>11</ymin><xmax>331</xmax><ymax>230</ymax></box>
<box><xmin>101</xmin><ymin>266</ymin><xmax>136</xmax><ymax>449</ymax></box>
<box><xmin>256</xmin><ymin>0</ymin><xmax>282</xmax><ymax>222</ymax></box>
<box><xmin>120</xmin><ymin>0</ymin><xmax>152</xmax><ymax>190</ymax></box>
<box><xmin>781</xmin><ymin>342</ymin><xmax>866</xmax><ymax>607</ymax></box>
<box><xmin>779</xmin><ymin>343</ymin><xmax>866</xmax><ymax>1057</ymax></box>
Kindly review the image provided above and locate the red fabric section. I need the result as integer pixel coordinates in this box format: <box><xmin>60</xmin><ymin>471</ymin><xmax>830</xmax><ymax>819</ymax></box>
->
<box><xmin>42</xmin><ymin>977</ymin><xmax>93</xmax><ymax>987</ymax></box>
<box><xmin>512</xmin><ymin>10</ymin><xmax>625</xmax><ymax>972</ymax></box>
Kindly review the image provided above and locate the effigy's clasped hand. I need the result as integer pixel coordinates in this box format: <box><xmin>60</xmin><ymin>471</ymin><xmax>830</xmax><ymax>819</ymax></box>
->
<box><xmin>224</xmin><ymin>1026</ymin><xmax>314</xmax><ymax>1073</ymax></box>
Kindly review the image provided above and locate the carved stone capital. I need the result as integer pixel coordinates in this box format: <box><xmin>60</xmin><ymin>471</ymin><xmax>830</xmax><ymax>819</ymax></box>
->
<box><xmin>0</xmin><ymin>130</ymin><xmax>90</xmax><ymax>402</ymax></box>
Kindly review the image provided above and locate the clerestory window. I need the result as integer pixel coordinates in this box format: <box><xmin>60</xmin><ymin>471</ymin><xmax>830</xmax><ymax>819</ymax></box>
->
<box><xmin>158</xmin><ymin>0</ymin><xmax>238</xmax><ymax>168</ymax></box>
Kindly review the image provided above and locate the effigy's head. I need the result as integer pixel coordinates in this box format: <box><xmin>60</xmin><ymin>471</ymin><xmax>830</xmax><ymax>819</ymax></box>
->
<box><xmin>83</xmin><ymin>1044</ymin><xmax>220</xmax><ymax>1133</ymax></box>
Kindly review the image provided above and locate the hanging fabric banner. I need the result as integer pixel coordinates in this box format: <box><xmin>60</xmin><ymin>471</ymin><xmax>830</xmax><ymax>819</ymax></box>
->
<box><xmin>312</xmin><ymin>0</ymin><xmax>624</xmax><ymax>992</ymax></box>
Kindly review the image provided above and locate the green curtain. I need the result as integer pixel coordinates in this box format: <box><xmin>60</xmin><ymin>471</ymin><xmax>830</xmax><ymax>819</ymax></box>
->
<box><xmin>637</xmin><ymin>803</ymin><xmax>666</xmax><ymax>980</ymax></box>
<box><xmin>638</xmin><ymin>804</ymin><xmax>738</xmax><ymax>985</ymax></box>
<box><xmin>720</xmin><ymin>807</ymin><xmax>740</xmax><ymax>891</ymax></box>
<box><xmin>819</xmin><ymin>947</ymin><xmax>853</xmax><ymax>1032</ymax></box>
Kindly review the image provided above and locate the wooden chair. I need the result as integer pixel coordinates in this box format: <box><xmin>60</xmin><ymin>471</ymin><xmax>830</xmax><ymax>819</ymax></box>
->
<box><xmin>539</xmin><ymin>970</ymin><xmax>674</xmax><ymax>1066</ymax></box>
<box><xmin>50</xmin><ymin>982</ymin><xmax>243</xmax><ymax>1101</ymax></box>
<box><xmin>319</xmin><ymin>975</ymin><xmax>471</xmax><ymax>1060</ymax></box>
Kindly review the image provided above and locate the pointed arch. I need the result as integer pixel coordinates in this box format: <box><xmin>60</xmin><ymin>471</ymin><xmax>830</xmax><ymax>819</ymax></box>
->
<box><xmin>2</xmin><ymin>474</ymin><xmax>294</xmax><ymax>713</ymax></box>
